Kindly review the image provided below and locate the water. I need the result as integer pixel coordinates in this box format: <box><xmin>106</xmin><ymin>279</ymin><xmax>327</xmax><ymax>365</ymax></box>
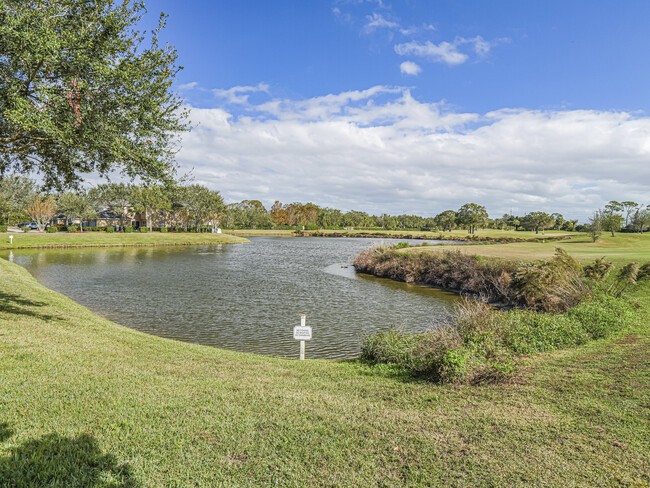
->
<box><xmin>2</xmin><ymin>237</ymin><xmax>462</xmax><ymax>359</ymax></box>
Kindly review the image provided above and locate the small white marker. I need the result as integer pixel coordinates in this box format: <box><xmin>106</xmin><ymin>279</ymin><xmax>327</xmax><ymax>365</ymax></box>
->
<box><xmin>9</xmin><ymin>235</ymin><xmax>13</xmax><ymax>244</ymax></box>
<box><xmin>293</xmin><ymin>313</ymin><xmax>312</xmax><ymax>360</ymax></box>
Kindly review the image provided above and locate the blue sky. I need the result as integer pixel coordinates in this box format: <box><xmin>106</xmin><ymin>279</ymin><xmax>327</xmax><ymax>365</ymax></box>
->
<box><xmin>137</xmin><ymin>1</ymin><xmax>650</xmax><ymax>219</ymax></box>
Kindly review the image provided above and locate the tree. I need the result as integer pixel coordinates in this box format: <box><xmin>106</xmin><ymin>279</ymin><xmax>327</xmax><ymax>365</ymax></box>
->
<box><xmin>587</xmin><ymin>211</ymin><xmax>603</xmax><ymax>242</ymax></box>
<box><xmin>318</xmin><ymin>208</ymin><xmax>344</xmax><ymax>228</ymax></box>
<box><xmin>631</xmin><ymin>206</ymin><xmax>650</xmax><ymax>234</ymax></box>
<box><xmin>56</xmin><ymin>190</ymin><xmax>96</xmax><ymax>229</ymax></box>
<box><xmin>0</xmin><ymin>175</ymin><xmax>36</xmax><ymax>224</ymax></box>
<box><xmin>226</xmin><ymin>200</ymin><xmax>273</xmax><ymax>229</ymax></box>
<box><xmin>435</xmin><ymin>210</ymin><xmax>457</xmax><ymax>232</ymax></box>
<box><xmin>457</xmin><ymin>203</ymin><xmax>487</xmax><ymax>234</ymax></box>
<box><xmin>26</xmin><ymin>194</ymin><xmax>55</xmax><ymax>231</ymax></box>
<box><xmin>620</xmin><ymin>201</ymin><xmax>638</xmax><ymax>227</ymax></box>
<box><xmin>131</xmin><ymin>184</ymin><xmax>172</xmax><ymax>231</ymax></box>
<box><xmin>522</xmin><ymin>211</ymin><xmax>555</xmax><ymax>234</ymax></box>
<box><xmin>551</xmin><ymin>213</ymin><xmax>565</xmax><ymax>230</ymax></box>
<box><xmin>0</xmin><ymin>1</ymin><xmax>190</xmax><ymax>188</ymax></box>
<box><xmin>182</xmin><ymin>184</ymin><xmax>224</xmax><ymax>232</ymax></box>
<box><xmin>600</xmin><ymin>208</ymin><xmax>623</xmax><ymax>237</ymax></box>
<box><xmin>90</xmin><ymin>183</ymin><xmax>132</xmax><ymax>230</ymax></box>
<box><xmin>269</xmin><ymin>201</ymin><xmax>287</xmax><ymax>226</ymax></box>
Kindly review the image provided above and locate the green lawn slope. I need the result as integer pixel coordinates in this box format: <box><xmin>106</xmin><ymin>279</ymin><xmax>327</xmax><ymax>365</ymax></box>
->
<box><xmin>0</xmin><ymin>249</ymin><xmax>648</xmax><ymax>486</ymax></box>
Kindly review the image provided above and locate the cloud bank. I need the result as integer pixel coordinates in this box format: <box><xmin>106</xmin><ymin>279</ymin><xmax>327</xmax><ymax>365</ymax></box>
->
<box><xmin>177</xmin><ymin>85</ymin><xmax>650</xmax><ymax>220</ymax></box>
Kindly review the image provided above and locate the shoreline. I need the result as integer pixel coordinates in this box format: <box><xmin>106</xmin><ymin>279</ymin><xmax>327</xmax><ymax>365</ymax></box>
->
<box><xmin>0</xmin><ymin>241</ymin><xmax>246</xmax><ymax>250</ymax></box>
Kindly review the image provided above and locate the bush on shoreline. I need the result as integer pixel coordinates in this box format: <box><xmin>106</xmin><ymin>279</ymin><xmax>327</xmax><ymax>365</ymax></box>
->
<box><xmin>361</xmin><ymin>294</ymin><xmax>639</xmax><ymax>384</ymax></box>
<box><xmin>358</xmin><ymin>244</ymin><xmax>645</xmax><ymax>383</ymax></box>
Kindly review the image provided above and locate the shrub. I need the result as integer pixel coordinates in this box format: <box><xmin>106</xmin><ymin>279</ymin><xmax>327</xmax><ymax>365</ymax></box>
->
<box><xmin>124</xmin><ymin>226</ymin><xmax>133</xmax><ymax>233</ymax></box>
<box><xmin>160</xmin><ymin>227</ymin><xmax>168</xmax><ymax>233</ymax></box>
<box><xmin>46</xmin><ymin>226</ymin><xmax>58</xmax><ymax>233</ymax></box>
<box><xmin>0</xmin><ymin>225</ymin><xmax>7</xmax><ymax>232</ymax></box>
<box><xmin>361</xmin><ymin>327</ymin><xmax>418</xmax><ymax>365</ymax></box>
<box><xmin>67</xmin><ymin>225</ymin><xmax>79</xmax><ymax>232</ymax></box>
<box><xmin>584</xmin><ymin>257</ymin><xmax>614</xmax><ymax>280</ymax></box>
<box><xmin>139</xmin><ymin>226</ymin><xmax>149</xmax><ymax>233</ymax></box>
<box><xmin>22</xmin><ymin>225</ymin><xmax>30</xmax><ymax>232</ymax></box>
<box><xmin>394</xmin><ymin>242</ymin><xmax>410</xmax><ymax>249</ymax></box>
<box><xmin>105</xmin><ymin>226</ymin><xmax>115</xmax><ymax>233</ymax></box>
<box><xmin>361</xmin><ymin>293</ymin><xmax>637</xmax><ymax>384</ymax></box>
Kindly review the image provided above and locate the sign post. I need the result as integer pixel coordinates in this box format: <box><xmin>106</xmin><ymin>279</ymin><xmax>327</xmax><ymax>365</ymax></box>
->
<box><xmin>293</xmin><ymin>313</ymin><xmax>312</xmax><ymax>360</ymax></box>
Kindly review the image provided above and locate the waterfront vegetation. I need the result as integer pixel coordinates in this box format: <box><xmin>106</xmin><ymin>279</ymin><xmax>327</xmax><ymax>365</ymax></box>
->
<box><xmin>355</xmin><ymin>239</ymin><xmax>645</xmax><ymax>383</ymax></box>
<box><xmin>0</xmin><ymin>235</ymin><xmax>649</xmax><ymax>486</ymax></box>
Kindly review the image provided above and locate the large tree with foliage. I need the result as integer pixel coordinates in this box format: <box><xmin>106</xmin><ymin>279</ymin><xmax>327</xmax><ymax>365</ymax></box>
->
<box><xmin>181</xmin><ymin>184</ymin><xmax>224</xmax><ymax>232</ymax></box>
<box><xmin>56</xmin><ymin>190</ymin><xmax>96</xmax><ymax>229</ymax></box>
<box><xmin>130</xmin><ymin>184</ymin><xmax>172</xmax><ymax>231</ymax></box>
<box><xmin>457</xmin><ymin>203</ymin><xmax>487</xmax><ymax>234</ymax></box>
<box><xmin>26</xmin><ymin>194</ymin><xmax>55</xmax><ymax>231</ymax></box>
<box><xmin>522</xmin><ymin>211</ymin><xmax>555</xmax><ymax>235</ymax></box>
<box><xmin>0</xmin><ymin>0</ymin><xmax>190</xmax><ymax>188</ymax></box>
<box><xmin>435</xmin><ymin>210</ymin><xmax>457</xmax><ymax>232</ymax></box>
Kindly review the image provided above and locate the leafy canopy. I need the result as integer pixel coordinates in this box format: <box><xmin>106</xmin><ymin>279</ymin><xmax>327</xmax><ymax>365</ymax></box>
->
<box><xmin>0</xmin><ymin>0</ymin><xmax>190</xmax><ymax>189</ymax></box>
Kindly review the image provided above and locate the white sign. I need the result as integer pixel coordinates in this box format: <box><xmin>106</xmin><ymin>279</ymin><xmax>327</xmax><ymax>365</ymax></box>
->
<box><xmin>293</xmin><ymin>326</ymin><xmax>312</xmax><ymax>341</ymax></box>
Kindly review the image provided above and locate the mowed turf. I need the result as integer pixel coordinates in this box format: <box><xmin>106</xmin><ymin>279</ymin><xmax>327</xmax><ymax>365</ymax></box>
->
<box><xmin>0</xmin><ymin>248</ymin><xmax>648</xmax><ymax>486</ymax></box>
<box><xmin>405</xmin><ymin>232</ymin><xmax>650</xmax><ymax>266</ymax></box>
<box><xmin>0</xmin><ymin>231</ymin><xmax>247</xmax><ymax>250</ymax></box>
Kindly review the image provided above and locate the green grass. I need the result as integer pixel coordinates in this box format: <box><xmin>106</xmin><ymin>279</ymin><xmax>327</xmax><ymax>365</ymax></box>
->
<box><xmin>406</xmin><ymin>232</ymin><xmax>650</xmax><ymax>265</ymax></box>
<box><xmin>0</xmin><ymin>253</ymin><xmax>648</xmax><ymax>486</ymax></box>
<box><xmin>0</xmin><ymin>231</ymin><xmax>247</xmax><ymax>250</ymax></box>
<box><xmin>228</xmin><ymin>229</ymin><xmax>296</xmax><ymax>237</ymax></box>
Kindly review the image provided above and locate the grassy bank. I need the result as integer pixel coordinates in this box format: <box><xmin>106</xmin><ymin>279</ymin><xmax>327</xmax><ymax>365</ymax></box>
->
<box><xmin>1</xmin><ymin>256</ymin><xmax>648</xmax><ymax>486</ymax></box>
<box><xmin>404</xmin><ymin>232</ymin><xmax>650</xmax><ymax>265</ymax></box>
<box><xmin>303</xmin><ymin>228</ymin><xmax>573</xmax><ymax>241</ymax></box>
<box><xmin>0</xmin><ymin>231</ymin><xmax>247</xmax><ymax>250</ymax></box>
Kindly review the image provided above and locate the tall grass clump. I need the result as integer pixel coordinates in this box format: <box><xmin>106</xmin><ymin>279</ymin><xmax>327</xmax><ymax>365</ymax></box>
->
<box><xmin>359</xmin><ymin>246</ymin><xmax>642</xmax><ymax>384</ymax></box>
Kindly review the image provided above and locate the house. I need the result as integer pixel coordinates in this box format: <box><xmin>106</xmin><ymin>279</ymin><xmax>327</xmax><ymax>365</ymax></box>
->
<box><xmin>85</xmin><ymin>209</ymin><xmax>132</xmax><ymax>228</ymax></box>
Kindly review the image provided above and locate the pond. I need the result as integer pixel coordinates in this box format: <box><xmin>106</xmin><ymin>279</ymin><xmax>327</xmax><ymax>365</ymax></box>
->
<box><xmin>2</xmin><ymin>237</ymin><xmax>463</xmax><ymax>359</ymax></box>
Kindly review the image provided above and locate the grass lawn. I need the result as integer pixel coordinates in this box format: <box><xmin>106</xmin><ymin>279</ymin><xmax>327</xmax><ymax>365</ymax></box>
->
<box><xmin>0</xmin><ymin>231</ymin><xmax>248</xmax><ymax>250</ymax></box>
<box><xmin>0</xmin><ymin>244</ymin><xmax>648</xmax><ymax>486</ymax></box>
<box><xmin>228</xmin><ymin>229</ymin><xmax>295</xmax><ymax>237</ymax></box>
<box><xmin>404</xmin><ymin>232</ymin><xmax>650</xmax><ymax>266</ymax></box>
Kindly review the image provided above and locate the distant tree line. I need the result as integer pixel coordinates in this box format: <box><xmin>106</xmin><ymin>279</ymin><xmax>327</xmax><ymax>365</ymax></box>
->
<box><xmin>0</xmin><ymin>176</ymin><xmax>224</xmax><ymax>232</ymax></box>
<box><xmin>2</xmin><ymin>176</ymin><xmax>649</xmax><ymax>235</ymax></box>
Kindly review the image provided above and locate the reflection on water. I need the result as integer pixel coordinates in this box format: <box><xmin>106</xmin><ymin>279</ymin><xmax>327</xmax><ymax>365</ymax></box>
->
<box><xmin>2</xmin><ymin>237</ymin><xmax>462</xmax><ymax>359</ymax></box>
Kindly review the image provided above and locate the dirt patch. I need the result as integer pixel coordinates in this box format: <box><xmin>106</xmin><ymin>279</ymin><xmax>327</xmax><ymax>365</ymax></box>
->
<box><xmin>613</xmin><ymin>335</ymin><xmax>640</xmax><ymax>344</ymax></box>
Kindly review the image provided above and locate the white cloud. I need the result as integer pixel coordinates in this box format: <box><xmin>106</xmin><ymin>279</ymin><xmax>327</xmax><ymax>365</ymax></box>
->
<box><xmin>177</xmin><ymin>87</ymin><xmax>650</xmax><ymax>220</ymax></box>
<box><xmin>363</xmin><ymin>12</ymin><xmax>400</xmax><ymax>33</ymax></box>
<box><xmin>212</xmin><ymin>83</ymin><xmax>270</xmax><ymax>104</ymax></box>
<box><xmin>395</xmin><ymin>40</ymin><xmax>467</xmax><ymax>65</ymax></box>
<box><xmin>400</xmin><ymin>61</ymin><xmax>421</xmax><ymax>75</ymax></box>
<box><xmin>395</xmin><ymin>36</ymin><xmax>502</xmax><ymax>65</ymax></box>
<box><xmin>178</xmin><ymin>81</ymin><xmax>199</xmax><ymax>90</ymax></box>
